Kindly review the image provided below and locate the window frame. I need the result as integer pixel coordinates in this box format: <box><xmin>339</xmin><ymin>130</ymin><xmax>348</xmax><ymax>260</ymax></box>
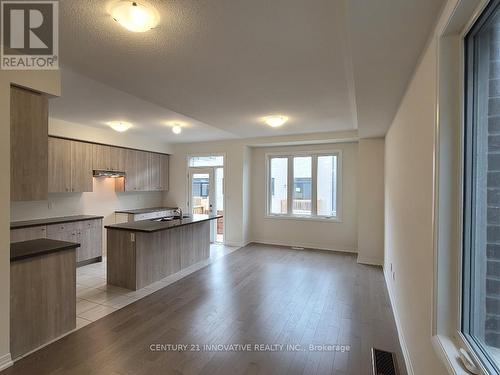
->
<box><xmin>265</xmin><ymin>150</ymin><xmax>342</xmax><ymax>222</ymax></box>
<box><xmin>462</xmin><ymin>0</ymin><xmax>500</xmax><ymax>373</ymax></box>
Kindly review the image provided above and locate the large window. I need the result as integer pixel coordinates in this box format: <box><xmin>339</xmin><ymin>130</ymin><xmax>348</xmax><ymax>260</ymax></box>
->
<box><xmin>463</xmin><ymin>1</ymin><xmax>500</xmax><ymax>372</ymax></box>
<box><xmin>267</xmin><ymin>152</ymin><xmax>340</xmax><ymax>219</ymax></box>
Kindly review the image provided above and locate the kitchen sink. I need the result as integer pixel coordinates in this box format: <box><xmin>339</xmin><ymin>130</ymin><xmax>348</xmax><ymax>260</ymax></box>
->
<box><xmin>152</xmin><ymin>215</ymin><xmax>190</xmax><ymax>222</ymax></box>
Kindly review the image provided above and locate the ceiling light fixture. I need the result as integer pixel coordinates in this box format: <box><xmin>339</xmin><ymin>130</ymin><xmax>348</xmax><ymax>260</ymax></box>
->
<box><xmin>110</xmin><ymin>1</ymin><xmax>159</xmax><ymax>33</ymax></box>
<box><xmin>264</xmin><ymin>115</ymin><xmax>288</xmax><ymax>128</ymax></box>
<box><xmin>108</xmin><ymin>121</ymin><xmax>132</xmax><ymax>132</ymax></box>
<box><xmin>172</xmin><ymin>125</ymin><xmax>182</xmax><ymax>134</ymax></box>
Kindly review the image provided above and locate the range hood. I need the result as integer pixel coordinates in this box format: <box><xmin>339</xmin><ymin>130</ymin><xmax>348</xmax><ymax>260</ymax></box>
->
<box><xmin>93</xmin><ymin>170</ymin><xmax>126</xmax><ymax>178</ymax></box>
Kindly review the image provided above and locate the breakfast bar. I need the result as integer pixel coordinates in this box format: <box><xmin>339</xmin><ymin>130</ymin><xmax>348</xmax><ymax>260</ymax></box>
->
<box><xmin>105</xmin><ymin>214</ymin><xmax>221</xmax><ymax>290</ymax></box>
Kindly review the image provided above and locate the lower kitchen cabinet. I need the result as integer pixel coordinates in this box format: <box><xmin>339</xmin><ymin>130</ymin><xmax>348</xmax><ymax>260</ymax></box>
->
<box><xmin>11</xmin><ymin>218</ymin><xmax>103</xmax><ymax>266</ymax></box>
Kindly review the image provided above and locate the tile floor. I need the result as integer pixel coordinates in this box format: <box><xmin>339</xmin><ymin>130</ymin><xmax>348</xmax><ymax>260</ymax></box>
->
<box><xmin>75</xmin><ymin>242</ymin><xmax>239</xmax><ymax>329</ymax></box>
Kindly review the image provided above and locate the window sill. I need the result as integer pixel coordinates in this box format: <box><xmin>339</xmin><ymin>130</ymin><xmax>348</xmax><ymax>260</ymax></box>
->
<box><xmin>264</xmin><ymin>214</ymin><xmax>342</xmax><ymax>223</ymax></box>
<box><xmin>432</xmin><ymin>335</ymin><xmax>480</xmax><ymax>375</ymax></box>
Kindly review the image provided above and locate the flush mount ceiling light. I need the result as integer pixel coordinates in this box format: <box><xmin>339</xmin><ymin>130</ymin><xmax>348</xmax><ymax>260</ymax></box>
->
<box><xmin>172</xmin><ymin>125</ymin><xmax>182</xmax><ymax>134</ymax></box>
<box><xmin>263</xmin><ymin>115</ymin><xmax>288</xmax><ymax>128</ymax></box>
<box><xmin>110</xmin><ymin>1</ymin><xmax>159</xmax><ymax>32</ymax></box>
<box><xmin>108</xmin><ymin>121</ymin><xmax>132</xmax><ymax>132</ymax></box>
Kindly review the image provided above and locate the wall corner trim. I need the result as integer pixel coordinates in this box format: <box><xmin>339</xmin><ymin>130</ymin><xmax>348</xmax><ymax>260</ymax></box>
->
<box><xmin>0</xmin><ymin>353</ymin><xmax>13</xmax><ymax>371</ymax></box>
<box><xmin>384</xmin><ymin>268</ymin><xmax>415</xmax><ymax>375</ymax></box>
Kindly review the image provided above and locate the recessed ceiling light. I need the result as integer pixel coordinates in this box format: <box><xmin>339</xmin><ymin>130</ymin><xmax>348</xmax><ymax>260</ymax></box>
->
<box><xmin>264</xmin><ymin>115</ymin><xmax>288</xmax><ymax>128</ymax></box>
<box><xmin>110</xmin><ymin>1</ymin><xmax>159</xmax><ymax>33</ymax></box>
<box><xmin>108</xmin><ymin>121</ymin><xmax>132</xmax><ymax>132</ymax></box>
<box><xmin>172</xmin><ymin>125</ymin><xmax>182</xmax><ymax>134</ymax></box>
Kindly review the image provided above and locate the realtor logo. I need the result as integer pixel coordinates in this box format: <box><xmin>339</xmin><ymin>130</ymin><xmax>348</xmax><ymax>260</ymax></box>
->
<box><xmin>1</xmin><ymin>0</ymin><xmax>58</xmax><ymax>70</ymax></box>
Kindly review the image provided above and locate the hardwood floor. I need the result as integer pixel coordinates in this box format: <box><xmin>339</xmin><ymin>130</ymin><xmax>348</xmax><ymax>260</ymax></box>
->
<box><xmin>2</xmin><ymin>244</ymin><xmax>405</xmax><ymax>375</ymax></box>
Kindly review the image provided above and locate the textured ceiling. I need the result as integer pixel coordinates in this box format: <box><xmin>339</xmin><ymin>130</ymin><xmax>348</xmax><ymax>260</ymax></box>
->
<box><xmin>55</xmin><ymin>0</ymin><xmax>445</xmax><ymax>141</ymax></box>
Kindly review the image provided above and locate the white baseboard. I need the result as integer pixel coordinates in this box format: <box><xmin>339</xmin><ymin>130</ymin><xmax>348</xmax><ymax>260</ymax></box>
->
<box><xmin>384</xmin><ymin>269</ymin><xmax>414</xmax><ymax>375</ymax></box>
<box><xmin>222</xmin><ymin>241</ymin><xmax>250</xmax><ymax>248</ymax></box>
<box><xmin>0</xmin><ymin>353</ymin><xmax>13</xmax><ymax>371</ymax></box>
<box><xmin>357</xmin><ymin>256</ymin><xmax>383</xmax><ymax>266</ymax></box>
<box><xmin>250</xmin><ymin>239</ymin><xmax>357</xmax><ymax>254</ymax></box>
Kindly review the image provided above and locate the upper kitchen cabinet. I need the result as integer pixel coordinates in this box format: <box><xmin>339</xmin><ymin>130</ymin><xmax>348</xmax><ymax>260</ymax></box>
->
<box><xmin>48</xmin><ymin>137</ymin><xmax>71</xmax><ymax>193</ymax></box>
<box><xmin>148</xmin><ymin>153</ymin><xmax>162</xmax><ymax>191</ymax></box>
<box><xmin>160</xmin><ymin>154</ymin><xmax>169</xmax><ymax>191</ymax></box>
<box><xmin>70</xmin><ymin>141</ymin><xmax>93</xmax><ymax>192</ymax></box>
<box><xmin>135</xmin><ymin>151</ymin><xmax>150</xmax><ymax>191</ymax></box>
<box><xmin>92</xmin><ymin>144</ymin><xmax>112</xmax><ymax>171</ymax></box>
<box><xmin>11</xmin><ymin>86</ymin><xmax>49</xmax><ymax>201</ymax></box>
<box><xmin>92</xmin><ymin>144</ymin><xmax>123</xmax><ymax>171</ymax></box>
<box><xmin>49</xmin><ymin>138</ymin><xmax>93</xmax><ymax>193</ymax></box>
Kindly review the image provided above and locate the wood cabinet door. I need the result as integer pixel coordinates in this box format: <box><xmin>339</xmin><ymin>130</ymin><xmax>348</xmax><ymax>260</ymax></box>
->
<box><xmin>116</xmin><ymin>147</ymin><xmax>127</xmax><ymax>172</ymax></box>
<box><xmin>10</xmin><ymin>226</ymin><xmax>47</xmax><ymax>243</ymax></box>
<box><xmin>160</xmin><ymin>154</ymin><xmax>169</xmax><ymax>191</ymax></box>
<box><xmin>11</xmin><ymin>86</ymin><xmax>48</xmax><ymax>201</ymax></box>
<box><xmin>124</xmin><ymin>149</ymin><xmax>138</xmax><ymax>191</ymax></box>
<box><xmin>92</xmin><ymin>144</ymin><xmax>112</xmax><ymax>170</ymax></box>
<box><xmin>135</xmin><ymin>151</ymin><xmax>150</xmax><ymax>191</ymax></box>
<box><xmin>109</xmin><ymin>146</ymin><xmax>122</xmax><ymax>171</ymax></box>
<box><xmin>148</xmin><ymin>153</ymin><xmax>161</xmax><ymax>191</ymax></box>
<box><xmin>48</xmin><ymin>137</ymin><xmax>71</xmax><ymax>193</ymax></box>
<box><xmin>71</xmin><ymin>141</ymin><xmax>93</xmax><ymax>192</ymax></box>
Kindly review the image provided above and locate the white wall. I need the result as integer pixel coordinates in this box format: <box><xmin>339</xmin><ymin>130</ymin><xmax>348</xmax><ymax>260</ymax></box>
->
<box><xmin>384</xmin><ymin>34</ymin><xmax>447</xmax><ymax>375</ymax></box>
<box><xmin>249</xmin><ymin>142</ymin><xmax>358</xmax><ymax>252</ymax></box>
<box><xmin>357</xmin><ymin>138</ymin><xmax>385</xmax><ymax>265</ymax></box>
<box><xmin>0</xmin><ymin>70</ymin><xmax>61</xmax><ymax>371</ymax></box>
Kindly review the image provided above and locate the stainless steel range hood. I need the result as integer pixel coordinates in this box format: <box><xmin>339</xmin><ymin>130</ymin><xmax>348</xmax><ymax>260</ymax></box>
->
<box><xmin>93</xmin><ymin>170</ymin><xmax>126</xmax><ymax>178</ymax></box>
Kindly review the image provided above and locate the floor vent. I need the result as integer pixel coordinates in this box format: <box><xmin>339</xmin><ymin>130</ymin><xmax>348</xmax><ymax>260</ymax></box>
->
<box><xmin>372</xmin><ymin>348</ymin><xmax>398</xmax><ymax>375</ymax></box>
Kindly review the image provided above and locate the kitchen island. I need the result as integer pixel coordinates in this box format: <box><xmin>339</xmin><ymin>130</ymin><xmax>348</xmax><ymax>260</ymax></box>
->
<box><xmin>105</xmin><ymin>214</ymin><xmax>221</xmax><ymax>290</ymax></box>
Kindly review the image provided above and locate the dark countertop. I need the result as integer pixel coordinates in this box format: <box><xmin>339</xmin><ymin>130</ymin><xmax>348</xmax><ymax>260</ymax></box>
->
<box><xmin>105</xmin><ymin>214</ymin><xmax>222</xmax><ymax>233</ymax></box>
<box><xmin>11</xmin><ymin>215</ymin><xmax>104</xmax><ymax>230</ymax></box>
<box><xmin>11</xmin><ymin>238</ymin><xmax>80</xmax><ymax>262</ymax></box>
<box><xmin>115</xmin><ymin>207</ymin><xmax>178</xmax><ymax>215</ymax></box>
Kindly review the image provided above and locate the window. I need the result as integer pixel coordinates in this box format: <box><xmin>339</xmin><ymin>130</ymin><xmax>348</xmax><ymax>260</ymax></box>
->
<box><xmin>463</xmin><ymin>1</ymin><xmax>500</xmax><ymax>372</ymax></box>
<box><xmin>293</xmin><ymin>157</ymin><xmax>312</xmax><ymax>215</ymax></box>
<box><xmin>188</xmin><ymin>155</ymin><xmax>224</xmax><ymax>167</ymax></box>
<box><xmin>267</xmin><ymin>152</ymin><xmax>340</xmax><ymax>219</ymax></box>
<box><xmin>269</xmin><ymin>157</ymin><xmax>288</xmax><ymax>215</ymax></box>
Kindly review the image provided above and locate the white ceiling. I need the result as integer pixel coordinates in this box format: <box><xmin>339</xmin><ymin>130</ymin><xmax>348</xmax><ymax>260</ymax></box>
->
<box><xmin>54</xmin><ymin>0</ymin><xmax>445</xmax><ymax>142</ymax></box>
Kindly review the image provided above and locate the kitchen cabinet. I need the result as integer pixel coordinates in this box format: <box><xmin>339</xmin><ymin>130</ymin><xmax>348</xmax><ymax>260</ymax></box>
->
<box><xmin>70</xmin><ymin>140</ymin><xmax>93</xmax><ymax>192</ymax></box>
<box><xmin>10</xmin><ymin>226</ymin><xmax>47</xmax><ymax>242</ymax></box>
<box><xmin>13</xmin><ymin>218</ymin><xmax>103</xmax><ymax>265</ymax></box>
<box><xmin>92</xmin><ymin>144</ymin><xmax>112</xmax><ymax>171</ymax></box>
<box><xmin>48</xmin><ymin>137</ymin><xmax>71</xmax><ymax>193</ymax></box>
<box><xmin>149</xmin><ymin>153</ymin><xmax>162</xmax><ymax>191</ymax></box>
<box><xmin>160</xmin><ymin>154</ymin><xmax>169</xmax><ymax>191</ymax></box>
<box><xmin>11</xmin><ymin>86</ymin><xmax>48</xmax><ymax>201</ymax></box>
<box><xmin>135</xmin><ymin>151</ymin><xmax>150</xmax><ymax>191</ymax></box>
<box><xmin>49</xmin><ymin>138</ymin><xmax>93</xmax><ymax>193</ymax></box>
<box><xmin>48</xmin><ymin>137</ymin><xmax>169</xmax><ymax>193</ymax></box>
<box><xmin>124</xmin><ymin>149</ymin><xmax>138</xmax><ymax>191</ymax></box>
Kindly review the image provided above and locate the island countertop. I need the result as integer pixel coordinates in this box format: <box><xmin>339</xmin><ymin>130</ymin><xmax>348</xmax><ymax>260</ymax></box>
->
<box><xmin>105</xmin><ymin>214</ymin><xmax>222</xmax><ymax>233</ymax></box>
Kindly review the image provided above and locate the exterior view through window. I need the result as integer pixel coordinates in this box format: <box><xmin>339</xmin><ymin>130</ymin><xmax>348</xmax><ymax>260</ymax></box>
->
<box><xmin>464</xmin><ymin>1</ymin><xmax>500</xmax><ymax>372</ymax></box>
<box><xmin>267</xmin><ymin>152</ymin><xmax>339</xmax><ymax>219</ymax></box>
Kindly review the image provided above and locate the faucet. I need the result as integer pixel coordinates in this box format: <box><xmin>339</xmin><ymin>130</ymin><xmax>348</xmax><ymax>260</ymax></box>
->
<box><xmin>174</xmin><ymin>207</ymin><xmax>183</xmax><ymax>219</ymax></box>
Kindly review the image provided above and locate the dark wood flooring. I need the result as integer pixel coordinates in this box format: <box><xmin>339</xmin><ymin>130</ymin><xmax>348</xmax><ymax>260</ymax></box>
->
<box><xmin>2</xmin><ymin>244</ymin><xmax>406</xmax><ymax>375</ymax></box>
